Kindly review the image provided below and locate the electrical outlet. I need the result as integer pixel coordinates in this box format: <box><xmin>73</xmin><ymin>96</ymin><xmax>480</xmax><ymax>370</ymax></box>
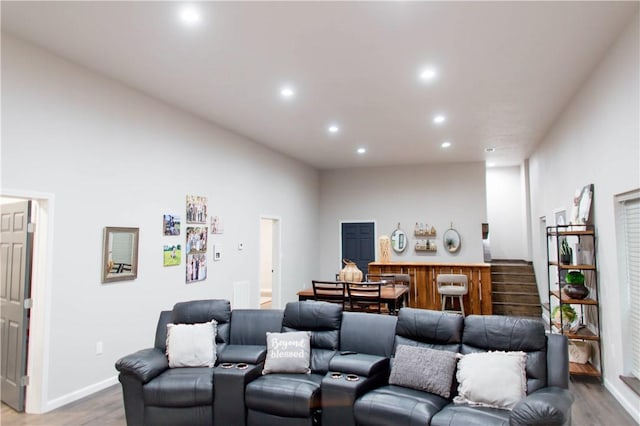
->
<box><xmin>96</xmin><ymin>341</ymin><xmax>104</xmax><ymax>355</ymax></box>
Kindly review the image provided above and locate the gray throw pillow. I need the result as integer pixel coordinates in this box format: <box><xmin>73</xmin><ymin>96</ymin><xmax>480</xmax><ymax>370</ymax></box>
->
<box><xmin>389</xmin><ymin>345</ymin><xmax>457</xmax><ymax>398</ymax></box>
<box><xmin>262</xmin><ymin>331</ymin><xmax>311</xmax><ymax>375</ymax></box>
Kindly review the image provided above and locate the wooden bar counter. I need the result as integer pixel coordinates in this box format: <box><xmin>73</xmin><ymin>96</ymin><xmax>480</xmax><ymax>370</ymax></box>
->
<box><xmin>368</xmin><ymin>262</ymin><xmax>492</xmax><ymax>315</ymax></box>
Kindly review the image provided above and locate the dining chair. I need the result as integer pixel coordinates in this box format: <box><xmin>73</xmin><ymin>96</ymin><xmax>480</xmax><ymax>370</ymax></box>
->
<box><xmin>312</xmin><ymin>280</ymin><xmax>346</xmax><ymax>309</ymax></box>
<box><xmin>365</xmin><ymin>274</ymin><xmax>410</xmax><ymax>314</ymax></box>
<box><xmin>345</xmin><ymin>281</ymin><xmax>383</xmax><ymax>314</ymax></box>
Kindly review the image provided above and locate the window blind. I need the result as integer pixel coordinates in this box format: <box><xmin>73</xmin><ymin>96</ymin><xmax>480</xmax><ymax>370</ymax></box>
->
<box><xmin>622</xmin><ymin>196</ymin><xmax>640</xmax><ymax>379</ymax></box>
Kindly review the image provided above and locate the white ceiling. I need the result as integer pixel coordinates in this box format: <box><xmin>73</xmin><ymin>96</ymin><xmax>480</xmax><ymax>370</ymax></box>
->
<box><xmin>2</xmin><ymin>1</ymin><xmax>637</xmax><ymax>170</ymax></box>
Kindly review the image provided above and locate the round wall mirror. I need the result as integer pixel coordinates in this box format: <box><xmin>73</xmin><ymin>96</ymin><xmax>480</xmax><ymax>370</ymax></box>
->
<box><xmin>443</xmin><ymin>228</ymin><xmax>461</xmax><ymax>253</ymax></box>
<box><xmin>390</xmin><ymin>228</ymin><xmax>407</xmax><ymax>253</ymax></box>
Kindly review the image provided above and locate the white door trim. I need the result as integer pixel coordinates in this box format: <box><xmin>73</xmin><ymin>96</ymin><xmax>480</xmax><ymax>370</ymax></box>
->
<box><xmin>259</xmin><ymin>215</ymin><xmax>282</xmax><ymax>309</ymax></box>
<box><xmin>1</xmin><ymin>189</ymin><xmax>55</xmax><ymax>414</ymax></box>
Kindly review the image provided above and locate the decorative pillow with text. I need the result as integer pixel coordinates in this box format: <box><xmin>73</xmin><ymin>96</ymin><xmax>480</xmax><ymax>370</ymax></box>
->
<box><xmin>262</xmin><ymin>331</ymin><xmax>311</xmax><ymax>374</ymax></box>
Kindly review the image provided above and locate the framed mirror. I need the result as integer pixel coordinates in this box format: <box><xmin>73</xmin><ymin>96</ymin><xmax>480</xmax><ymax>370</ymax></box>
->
<box><xmin>443</xmin><ymin>228</ymin><xmax>461</xmax><ymax>253</ymax></box>
<box><xmin>102</xmin><ymin>227</ymin><xmax>139</xmax><ymax>283</ymax></box>
<box><xmin>390</xmin><ymin>228</ymin><xmax>407</xmax><ymax>253</ymax></box>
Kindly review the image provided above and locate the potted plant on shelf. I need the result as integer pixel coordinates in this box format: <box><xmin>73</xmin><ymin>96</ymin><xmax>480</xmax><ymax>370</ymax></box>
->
<box><xmin>563</xmin><ymin>270</ymin><xmax>589</xmax><ymax>299</ymax></box>
<box><xmin>551</xmin><ymin>304</ymin><xmax>577</xmax><ymax>331</ymax></box>
<box><xmin>560</xmin><ymin>239</ymin><xmax>572</xmax><ymax>265</ymax></box>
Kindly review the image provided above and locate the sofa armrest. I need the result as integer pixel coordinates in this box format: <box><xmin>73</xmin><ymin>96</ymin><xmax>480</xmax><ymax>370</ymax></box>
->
<box><xmin>329</xmin><ymin>353</ymin><xmax>390</xmax><ymax>377</ymax></box>
<box><xmin>510</xmin><ymin>387</ymin><xmax>574</xmax><ymax>426</ymax></box>
<box><xmin>218</xmin><ymin>345</ymin><xmax>267</xmax><ymax>364</ymax></box>
<box><xmin>547</xmin><ymin>334</ymin><xmax>570</xmax><ymax>389</ymax></box>
<box><xmin>115</xmin><ymin>348</ymin><xmax>168</xmax><ymax>384</ymax></box>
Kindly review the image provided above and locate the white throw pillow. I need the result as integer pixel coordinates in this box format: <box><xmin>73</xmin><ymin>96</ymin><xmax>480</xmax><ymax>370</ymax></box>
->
<box><xmin>166</xmin><ymin>320</ymin><xmax>217</xmax><ymax>368</ymax></box>
<box><xmin>454</xmin><ymin>351</ymin><xmax>527</xmax><ymax>410</ymax></box>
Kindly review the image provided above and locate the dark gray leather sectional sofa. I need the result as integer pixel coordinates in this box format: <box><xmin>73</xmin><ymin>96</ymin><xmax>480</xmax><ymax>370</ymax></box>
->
<box><xmin>115</xmin><ymin>299</ymin><xmax>573</xmax><ymax>426</ymax></box>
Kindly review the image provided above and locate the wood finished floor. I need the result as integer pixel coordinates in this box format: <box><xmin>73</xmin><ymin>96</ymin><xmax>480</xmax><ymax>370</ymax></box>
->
<box><xmin>1</xmin><ymin>376</ymin><xmax>636</xmax><ymax>425</ymax></box>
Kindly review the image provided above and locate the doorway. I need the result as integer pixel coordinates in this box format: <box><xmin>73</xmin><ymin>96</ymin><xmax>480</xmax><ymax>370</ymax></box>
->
<box><xmin>259</xmin><ymin>217</ymin><xmax>280</xmax><ymax>309</ymax></box>
<box><xmin>0</xmin><ymin>192</ymin><xmax>52</xmax><ymax>414</ymax></box>
<box><xmin>1</xmin><ymin>200</ymin><xmax>33</xmax><ymax>412</ymax></box>
<box><xmin>340</xmin><ymin>222</ymin><xmax>375</xmax><ymax>276</ymax></box>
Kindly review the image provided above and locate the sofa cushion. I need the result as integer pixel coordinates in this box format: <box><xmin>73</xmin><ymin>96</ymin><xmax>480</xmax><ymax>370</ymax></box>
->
<box><xmin>389</xmin><ymin>345</ymin><xmax>457</xmax><ymax>398</ymax></box>
<box><xmin>281</xmin><ymin>301</ymin><xmax>342</xmax><ymax>374</ymax></box>
<box><xmin>245</xmin><ymin>373</ymin><xmax>324</xmax><ymax>417</ymax></box>
<box><xmin>395</xmin><ymin>308</ymin><xmax>463</xmax><ymax>352</ymax></box>
<box><xmin>171</xmin><ymin>299</ymin><xmax>232</xmax><ymax>354</ymax></box>
<box><xmin>454</xmin><ymin>351</ymin><xmax>527</xmax><ymax>410</ymax></box>
<box><xmin>340</xmin><ymin>312</ymin><xmax>397</xmax><ymax>357</ymax></box>
<box><xmin>143</xmin><ymin>367</ymin><xmax>213</xmax><ymax>407</ymax></box>
<box><xmin>166</xmin><ymin>320</ymin><xmax>217</xmax><ymax>368</ymax></box>
<box><xmin>229</xmin><ymin>309</ymin><xmax>284</xmax><ymax>345</ymax></box>
<box><xmin>354</xmin><ymin>384</ymin><xmax>449</xmax><ymax>426</ymax></box>
<box><xmin>461</xmin><ymin>315</ymin><xmax>547</xmax><ymax>394</ymax></box>
<box><xmin>430</xmin><ymin>403</ymin><xmax>510</xmax><ymax>426</ymax></box>
<box><xmin>263</xmin><ymin>331</ymin><xmax>311</xmax><ymax>374</ymax></box>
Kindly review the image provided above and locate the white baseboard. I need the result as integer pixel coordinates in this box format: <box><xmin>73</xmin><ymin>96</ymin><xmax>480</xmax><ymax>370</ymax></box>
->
<box><xmin>604</xmin><ymin>377</ymin><xmax>640</xmax><ymax>424</ymax></box>
<box><xmin>44</xmin><ymin>375</ymin><xmax>118</xmax><ymax>413</ymax></box>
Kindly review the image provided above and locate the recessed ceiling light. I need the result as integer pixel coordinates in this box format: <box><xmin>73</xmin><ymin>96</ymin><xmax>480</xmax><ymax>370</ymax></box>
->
<box><xmin>487</xmin><ymin>162</ymin><xmax>496</xmax><ymax>167</ymax></box>
<box><xmin>485</xmin><ymin>147</ymin><xmax>496</xmax><ymax>152</ymax></box>
<box><xmin>280</xmin><ymin>86</ymin><xmax>295</xmax><ymax>98</ymax></box>
<box><xmin>419</xmin><ymin>67</ymin><xmax>437</xmax><ymax>81</ymax></box>
<box><xmin>433</xmin><ymin>115</ymin><xmax>446</xmax><ymax>124</ymax></box>
<box><xmin>179</xmin><ymin>7</ymin><xmax>201</xmax><ymax>25</ymax></box>
<box><xmin>357</xmin><ymin>147</ymin><xmax>366</xmax><ymax>154</ymax></box>
<box><xmin>441</xmin><ymin>141</ymin><xmax>451</xmax><ymax>148</ymax></box>
<box><xmin>328</xmin><ymin>125</ymin><xmax>339</xmax><ymax>134</ymax></box>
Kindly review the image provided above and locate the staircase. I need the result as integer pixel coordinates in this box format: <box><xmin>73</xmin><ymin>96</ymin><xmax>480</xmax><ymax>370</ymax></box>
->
<box><xmin>491</xmin><ymin>260</ymin><xmax>542</xmax><ymax>317</ymax></box>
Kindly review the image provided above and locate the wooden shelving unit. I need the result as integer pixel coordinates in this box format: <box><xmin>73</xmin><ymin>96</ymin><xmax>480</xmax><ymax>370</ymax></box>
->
<box><xmin>545</xmin><ymin>224</ymin><xmax>602</xmax><ymax>379</ymax></box>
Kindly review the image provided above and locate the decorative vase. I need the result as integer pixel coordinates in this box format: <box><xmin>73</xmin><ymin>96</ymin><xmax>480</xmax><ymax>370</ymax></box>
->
<box><xmin>339</xmin><ymin>259</ymin><xmax>363</xmax><ymax>282</ymax></box>
<box><xmin>563</xmin><ymin>284</ymin><xmax>589</xmax><ymax>299</ymax></box>
<box><xmin>379</xmin><ymin>236</ymin><xmax>391</xmax><ymax>263</ymax></box>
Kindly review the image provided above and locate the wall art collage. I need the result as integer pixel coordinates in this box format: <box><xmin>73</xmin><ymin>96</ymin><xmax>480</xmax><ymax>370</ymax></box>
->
<box><xmin>162</xmin><ymin>195</ymin><xmax>224</xmax><ymax>284</ymax></box>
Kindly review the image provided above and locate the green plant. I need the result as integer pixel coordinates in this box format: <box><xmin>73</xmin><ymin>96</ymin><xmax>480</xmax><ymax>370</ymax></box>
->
<box><xmin>552</xmin><ymin>304</ymin><xmax>577</xmax><ymax>324</ymax></box>
<box><xmin>565</xmin><ymin>270</ymin><xmax>585</xmax><ymax>285</ymax></box>
<box><xmin>560</xmin><ymin>239</ymin><xmax>572</xmax><ymax>257</ymax></box>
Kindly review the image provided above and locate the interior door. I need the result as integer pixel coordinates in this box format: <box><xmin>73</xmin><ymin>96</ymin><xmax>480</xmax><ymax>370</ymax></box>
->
<box><xmin>1</xmin><ymin>200</ymin><xmax>32</xmax><ymax>412</ymax></box>
<box><xmin>341</xmin><ymin>222</ymin><xmax>375</xmax><ymax>276</ymax></box>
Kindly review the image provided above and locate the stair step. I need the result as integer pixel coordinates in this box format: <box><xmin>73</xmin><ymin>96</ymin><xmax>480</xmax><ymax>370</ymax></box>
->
<box><xmin>492</xmin><ymin>292</ymin><xmax>541</xmax><ymax>304</ymax></box>
<box><xmin>491</xmin><ymin>266</ymin><xmax>534</xmax><ymax>274</ymax></box>
<box><xmin>491</xmin><ymin>273</ymin><xmax>536</xmax><ymax>283</ymax></box>
<box><xmin>492</xmin><ymin>283</ymin><xmax>538</xmax><ymax>293</ymax></box>
<box><xmin>492</xmin><ymin>304</ymin><xmax>542</xmax><ymax>316</ymax></box>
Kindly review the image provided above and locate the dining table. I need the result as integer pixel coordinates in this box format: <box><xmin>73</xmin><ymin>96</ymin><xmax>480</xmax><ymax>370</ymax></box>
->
<box><xmin>297</xmin><ymin>283</ymin><xmax>409</xmax><ymax>314</ymax></box>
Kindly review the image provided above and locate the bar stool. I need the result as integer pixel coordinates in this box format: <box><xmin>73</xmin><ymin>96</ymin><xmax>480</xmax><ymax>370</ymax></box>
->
<box><xmin>436</xmin><ymin>274</ymin><xmax>468</xmax><ymax>316</ymax></box>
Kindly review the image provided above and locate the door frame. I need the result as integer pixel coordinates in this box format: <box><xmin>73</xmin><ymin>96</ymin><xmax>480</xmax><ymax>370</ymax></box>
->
<box><xmin>259</xmin><ymin>215</ymin><xmax>281</xmax><ymax>309</ymax></box>
<box><xmin>1</xmin><ymin>189</ymin><xmax>55</xmax><ymax>414</ymax></box>
<box><xmin>338</xmin><ymin>220</ymin><xmax>376</xmax><ymax>274</ymax></box>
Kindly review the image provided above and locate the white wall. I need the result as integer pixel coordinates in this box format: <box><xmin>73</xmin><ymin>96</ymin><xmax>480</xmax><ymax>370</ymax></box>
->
<box><xmin>318</xmin><ymin>163</ymin><xmax>487</xmax><ymax>278</ymax></box>
<box><xmin>1</xmin><ymin>35</ymin><xmax>320</xmax><ymax>410</ymax></box>
<box><xmin>528</xmin><ymin>12</ymin><xmax>639</xmax><ymax>421</ymax></box>
<box><xmin>486</xmin><ymin>166</ymin><xmax>528</xmax><ymax>260</ymax></box>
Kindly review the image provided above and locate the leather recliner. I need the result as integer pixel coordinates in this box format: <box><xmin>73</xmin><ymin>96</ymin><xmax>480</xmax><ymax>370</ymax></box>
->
<box><xmin>431</xmin><ymin>315</ymin><xmax>573</xmax><ymax>426</ymax></box>
<box><xmin>115</xmin><ymin>299</ymin><xmax>232</xmax><ymax>426</ymax></box>
<box><xmin>353</xmin><ymin>307</ymin><xmax>464</xmax><ymax>426</ymax></box>
<box><xmin>244</xmin><ymin>301</ymin><xmax>343</xmax><ymax>425</ymax></box>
